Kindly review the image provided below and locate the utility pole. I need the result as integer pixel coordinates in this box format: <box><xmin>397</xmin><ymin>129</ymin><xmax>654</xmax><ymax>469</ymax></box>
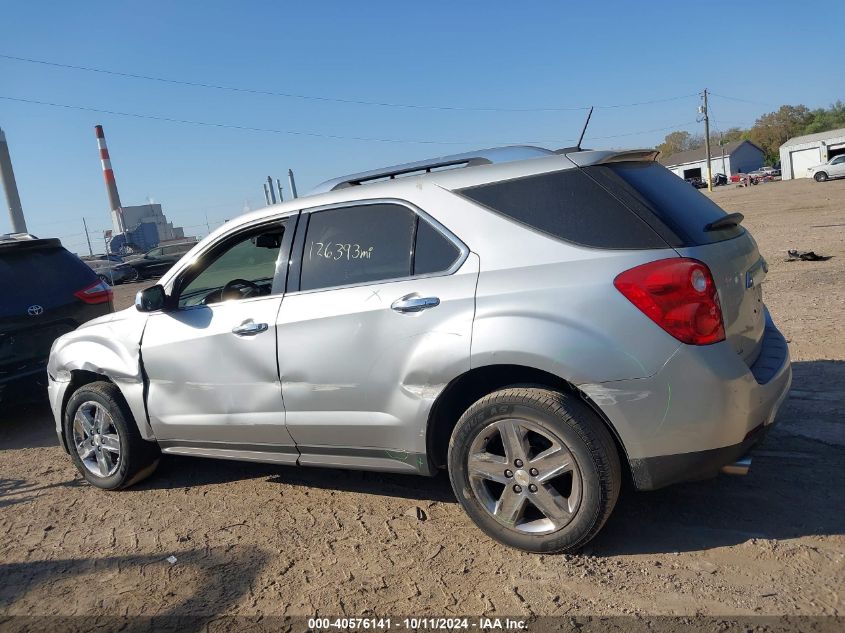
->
<box><xmin>82</xmin><ymin>217</ymin><xmax>94</xmax><ymax>256</ymax></box>
<box><xmin>701</xmin><ymin>89</ymin><xmax>713</xmax><ymax>192</ymax></box>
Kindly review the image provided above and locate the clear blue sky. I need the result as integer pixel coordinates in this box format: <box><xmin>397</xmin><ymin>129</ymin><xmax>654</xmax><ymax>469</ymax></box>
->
<box><xmin>1</xmin><ymin>1</ymin><xmax>842</xmax><ymax>254</ymax></box>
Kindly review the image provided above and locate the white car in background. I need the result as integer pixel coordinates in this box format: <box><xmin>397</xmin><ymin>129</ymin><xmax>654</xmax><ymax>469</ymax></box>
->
<box><xmin>808</xmin><ymin>155</ymin><xmax>845</xmax><ymax>182</ymax></box>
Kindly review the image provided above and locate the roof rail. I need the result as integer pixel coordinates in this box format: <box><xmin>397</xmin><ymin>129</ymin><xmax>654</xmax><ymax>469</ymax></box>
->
<box><xmin>310</xmin><ymin>145</ymin><xmax>554</xmax><ymax>195</ymax></box>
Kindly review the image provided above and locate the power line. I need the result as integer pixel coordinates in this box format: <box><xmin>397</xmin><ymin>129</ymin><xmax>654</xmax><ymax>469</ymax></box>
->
<box><xmin>710</xmin><ymin>92</ymin><xmax>773</xmax><ymax>107</ymax></box>
<box><xmin>0</xmin><ymin>52</ymin><xmax>699</xmax><ymax>113</ymax></box>
<box><xmin>0</xmin><ymin>94</ymin><xmax>703</xmax><ymax>147</ymax></box>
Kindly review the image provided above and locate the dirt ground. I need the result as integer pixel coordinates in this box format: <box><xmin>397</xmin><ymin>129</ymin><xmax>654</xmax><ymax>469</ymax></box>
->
<box><xmin>1</xmin><ymin>178</ymin><xmax>843</xmax><ymax>623</ymax></box>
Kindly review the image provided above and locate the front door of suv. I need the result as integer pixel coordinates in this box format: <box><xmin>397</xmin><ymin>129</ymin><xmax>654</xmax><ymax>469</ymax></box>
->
<box><xmin>276</xmin><ymin>202</ymin><xmax>478</xmax><ymax>472</ymax></box>
<box><xmin>141</xmin><ymin>217</ymin><xmax>298</xmax><ymax>460</ymax></box>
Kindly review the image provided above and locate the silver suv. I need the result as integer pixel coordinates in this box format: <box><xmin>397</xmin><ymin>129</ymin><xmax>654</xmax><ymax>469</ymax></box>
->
<box><xmin>47</xmin><ymin>146</ymin><xmax>791</xmax><ymax>553</ymax></box>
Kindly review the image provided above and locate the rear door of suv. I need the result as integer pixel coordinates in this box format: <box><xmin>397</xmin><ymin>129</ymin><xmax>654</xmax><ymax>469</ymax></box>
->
<box><xmin>275</xmin><ymin>201</ymin><xmax>478</xmax><ymax>471</ymax></box>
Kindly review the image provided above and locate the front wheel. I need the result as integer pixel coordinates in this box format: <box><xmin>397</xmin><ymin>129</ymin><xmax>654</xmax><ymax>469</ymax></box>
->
<box><xmin>814</xmin><ymin>171</ymin><xmax>828</xmax><ymax>182</ymax></box>
<box><xmin>448</xmin><ymin>387</ymin><xmax>621</xmax><ymax>553</ymax></box>
<box><xmin>97</xmin><ymin>273</ymin><xmax>112</xmax><ymax>286</ymax></box>
<box><xmin>64</xmin><ymin>381</ymin><xmax>160</xmax><ymax>490</ymax></box>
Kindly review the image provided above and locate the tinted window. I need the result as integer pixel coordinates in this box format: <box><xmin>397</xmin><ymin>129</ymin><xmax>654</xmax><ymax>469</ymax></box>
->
<box><xmin>177</xmin><ymin>228</ymin><xmax>283</xmax><ymax>307</ymax></box>
<box><xmin>586</xmin><ymin>162</ymin><xmax>742</xmax><ymax>245</ymax></box>
<box><xmin>458</xmin><ymin>168</ymin><xmax>666</xmax><ymax>249</ymax></box>
<box><xmin>300</xmin><ymin>204</ymin><xmax>415</xmax><ymax>291</ymax></box>
<box><xmin>414</xmin><ymin>218</ymin><xmax>460</xmax><ymax>275</ymax></box>
<box><xmin>0</xmin><ymin>246</ymin><xmax>95</xmax><ymax>315</ymax></box>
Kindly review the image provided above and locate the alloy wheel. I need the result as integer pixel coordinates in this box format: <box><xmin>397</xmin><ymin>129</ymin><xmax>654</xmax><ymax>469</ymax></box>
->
<box><xmin>72</xmin><ymin>401</ymin><xmax>121</xmax><ymax>477</ymax></box>
<box><xmin>467</xmin><ymin>418</ymin><xmax>582</xmax><ymax>534</ymax></box>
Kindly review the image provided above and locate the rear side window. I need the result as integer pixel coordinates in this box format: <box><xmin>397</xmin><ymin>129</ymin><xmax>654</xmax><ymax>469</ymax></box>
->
<box><xmin>457</xmin><ymin>169</ymin><xmax>667</xmax><ymax>249</ymax></box>
<box><xmin>585</xmin><ymin>162</ymin><xmax>742</xmax><ymax>245</ymax></box>
<box><xmin>414</xmin><ymin>218</ymin><xmax>460</xmax><ymax>275</ymax></box>
<box><xmin>300</xmin><ymin>204</ymin><xmax>416</xmax><ymax>291</ymax></box>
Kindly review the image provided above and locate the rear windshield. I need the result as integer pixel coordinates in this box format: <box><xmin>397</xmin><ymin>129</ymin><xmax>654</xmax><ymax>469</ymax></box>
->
<box><xmin>584</xmin><ymin>162</ymin><xmax>744</xmax><ymax>245</ymax></box>
<box><xmin>0</xmin><ymin>246</ymin><xmax>95</xmax><ymax>315</ymax></box>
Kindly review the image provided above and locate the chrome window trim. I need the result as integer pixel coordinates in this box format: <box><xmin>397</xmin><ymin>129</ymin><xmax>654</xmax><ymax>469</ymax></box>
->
<box><xmin>287</xmin><ymin>197</ymin><xmax>470</xmax><ymax>296</ymax></box>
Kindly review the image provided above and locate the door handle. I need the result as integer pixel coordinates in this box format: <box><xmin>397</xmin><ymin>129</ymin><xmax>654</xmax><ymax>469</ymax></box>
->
<box><xmin>391</xmin><ymin>295</ymin><xmax>440</xmax><ymax>313</ymax></box>
<box><xmin>231</xmin><ymin>321</ymin><xmax>269</xmax><ymax>336</ymax></box>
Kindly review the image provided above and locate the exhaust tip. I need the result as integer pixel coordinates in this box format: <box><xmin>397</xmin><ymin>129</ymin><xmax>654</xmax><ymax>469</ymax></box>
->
<box><xmin>721</xmin><ymin>455</ymin><xmax>752</xmax><ymax>476</ymax></box>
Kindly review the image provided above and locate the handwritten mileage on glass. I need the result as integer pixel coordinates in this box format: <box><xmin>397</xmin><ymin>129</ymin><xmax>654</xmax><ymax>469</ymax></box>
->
<box><xmin>309</xmin><ymin>241</ymin><xmax>374</xmax><ymax>261</ymax></box>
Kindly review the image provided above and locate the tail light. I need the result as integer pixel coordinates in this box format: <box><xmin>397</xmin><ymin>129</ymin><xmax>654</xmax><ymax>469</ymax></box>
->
<box><xmin>74</xmin><ymin>280</ymin><xmax>113</xmax><ymax>305</ymax></box>
<box><xmin>614</xmin><ymin>258</ymin><xmax>725</xmax><ymax>345</ymax></box>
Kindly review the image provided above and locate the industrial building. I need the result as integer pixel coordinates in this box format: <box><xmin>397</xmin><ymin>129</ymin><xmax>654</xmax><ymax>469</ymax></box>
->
<box><xmin>110</xmin><ymin>203</ymin><xmax>185</xmax><ymax>243</ymax></box>
<box><xmin>779</xmin><ymin>128</ymin><xmax>845</xmax><ymax>180</ymax></box>
<box><xmin>661</xmin><ymin>140</ymin><xmax>765</xmax><ymax>180</ymax></box>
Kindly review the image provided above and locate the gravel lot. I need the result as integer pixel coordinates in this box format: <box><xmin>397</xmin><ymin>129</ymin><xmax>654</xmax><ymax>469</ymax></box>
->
<box><xmin>1</xmin><ymin>178</ymin><xmax>843</xmax><ymax>622</ymax></box>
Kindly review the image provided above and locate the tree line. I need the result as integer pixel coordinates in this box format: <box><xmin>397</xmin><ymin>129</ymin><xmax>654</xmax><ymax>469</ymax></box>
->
<box><xmin>657</xmin><ymin>101</ymin><xmax>845</xmax><ymax>166</ymax></box>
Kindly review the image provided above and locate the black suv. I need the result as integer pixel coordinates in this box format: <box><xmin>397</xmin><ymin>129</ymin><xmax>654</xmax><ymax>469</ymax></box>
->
<box><xmin>0</xmin><ymin>234</ymin><xmax>112</xmax><ymax>400</ymax></box>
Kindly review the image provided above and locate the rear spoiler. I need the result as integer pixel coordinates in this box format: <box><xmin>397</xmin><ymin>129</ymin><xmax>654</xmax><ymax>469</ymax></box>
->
<box><xmin>560</xmin><ymin>148</ymin><xmax>660</xmax><ymax>167</ymax></box>
<box><xmin>0</xmin><ymin>236</ymin><xmax>62</xmax><ymax>251</ymax></box>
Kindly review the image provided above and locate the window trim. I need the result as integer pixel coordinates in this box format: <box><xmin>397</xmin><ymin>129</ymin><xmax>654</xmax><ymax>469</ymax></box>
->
<box><xmin>167</xmin><ymin>216</ymin><xmax>297</xmax><ymax>310</ymax></box>
<box><xmin>287</xmin><ymin>198</ymin><xmax>468</xmax><ymax>295</ymax></box>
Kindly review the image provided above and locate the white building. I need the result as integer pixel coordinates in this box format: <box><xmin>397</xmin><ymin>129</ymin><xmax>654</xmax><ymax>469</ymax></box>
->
<box><xmin>111</xmin><ymin>203</ymin><xmax>185</xmax><ymax>242</ymax></box>
<box><xmin>661</xmin><ymin>140</ymin><xmax>765</xmax><ymax>180</ymax></box>
<box><xmin>779</xmin><ymin>127</ymin><xmax>845</xmax><ymax>180</ymax></box>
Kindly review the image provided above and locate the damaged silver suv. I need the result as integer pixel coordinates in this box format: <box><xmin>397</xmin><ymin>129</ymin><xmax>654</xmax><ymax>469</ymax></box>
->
<box><xmin>48</xmin><ymin>146</ymin><xmax>791</xmax><ymax>553</ymax></box>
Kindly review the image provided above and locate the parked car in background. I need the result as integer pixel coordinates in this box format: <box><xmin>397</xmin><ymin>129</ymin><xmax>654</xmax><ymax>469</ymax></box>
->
<box><xmin>1</xmin><ymin>234</ymin><xmax>112</xmax><ymax>401</ymax></box>
<box><xmin>712</xmin><ymin>173</ymin><xmax>728</xmax><ymax>186</ymax></box>
<box><xmin>748</xmin><ymin>166</ymin><xmax>781</xmax><ymax>181</ymax></box>
<box><xmin>808</xmin><ymin>155</ymin><xmax>845</xmax><ymax>182</ymax></box>
<box><xmin>685</xmin><ymin>177</ymin><xmax>707</xmax><ymax>189</ymax></box>
<box><xmin>126</xmin><ymin>242</ymin><xmax>197</xmax><ymax>279</ymax></box>
<box><xmin>48</xmin><ymin>145</ymin><xmax>791</xmax><ymax>553</ymax></box>
<box><xmin>82</xmin><ymin>254</ymin><xmax>138</xmax><ymax>285</ymax></box>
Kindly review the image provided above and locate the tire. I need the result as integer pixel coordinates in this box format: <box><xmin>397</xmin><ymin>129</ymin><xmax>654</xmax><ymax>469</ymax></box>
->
<box><xmin>448</xmin><ymin>387</ymin><xmax>621</xmax><ymax>553</ymax></box>
<box><xmin>97</xmin><ymin>273</ymin><xmax>112</xmax><ymax>286</ymax></box>
<box><xmin>814</xmin><ymin>171</ymin><xmax>828</xmax><ymax>182</ymax></box>
<box><xmin>64</xmin><ymin>381</ymin><xmax>160</xmax><ymax>490</ymax></box>
<box><xmin>125</xmin><ymin>267</ymin><xmax>139</xmax><ymax>283</ymax></box>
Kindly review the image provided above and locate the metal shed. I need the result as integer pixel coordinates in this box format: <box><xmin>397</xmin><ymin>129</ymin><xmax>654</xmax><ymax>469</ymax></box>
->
<box><xmin>661</xmin><ymin>140</ymin><xmax>765</xmax><ymax>181</ymax></box>
<box><xmin>779</xmin><ymin>128</ymin><xmax>845</xmax><ymax>180</ymax></box>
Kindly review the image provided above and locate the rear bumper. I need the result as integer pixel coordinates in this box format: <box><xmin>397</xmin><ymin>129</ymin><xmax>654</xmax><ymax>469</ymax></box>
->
<box><xmin>582</xmin><ymin>309</ymin><xmax>791</xmax><ymax>490</ymax></box>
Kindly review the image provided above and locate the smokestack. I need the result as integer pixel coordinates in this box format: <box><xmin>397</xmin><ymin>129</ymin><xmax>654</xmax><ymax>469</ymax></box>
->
<box><xmin>288</xmin><ymin>169</ymin><xmax>298</xmax><ymax>199</ymax></box>
<box><xmin>94</xmin><ymin>125</ymin><xmax>125</xmax><ymax>234</ymax></box>
<box><xmin>266</xmin><ymin>176</ymin><xmax>277</xmax><ymax>204</ymax></box>
<box><xmin>0</xmin><ymin>127</ymin><xmax>27</xmax><ymax>233</ymax></box>
<box><xmin>276</xmin><ymin>178</ymin><xmax>284</xmax><ymax>203</ymax></box>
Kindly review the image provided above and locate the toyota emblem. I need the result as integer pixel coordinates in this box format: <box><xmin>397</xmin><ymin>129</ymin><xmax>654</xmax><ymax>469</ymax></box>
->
<box><xmin>27</xmin><ymin>305</ymin><xmax>44</xmax><ymax>316</ymax></box>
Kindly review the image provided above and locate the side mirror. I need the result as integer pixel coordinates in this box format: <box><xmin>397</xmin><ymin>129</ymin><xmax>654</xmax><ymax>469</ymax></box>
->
<box><xmin>135</xmin><ymin>285</ymin><xmax>167</xmax><ymax>312</ymax></box>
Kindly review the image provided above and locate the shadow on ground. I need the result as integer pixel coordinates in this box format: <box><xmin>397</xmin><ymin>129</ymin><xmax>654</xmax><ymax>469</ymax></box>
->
<box><xmin>0</xmin><ymin>547</ymin><xmax>268</xmax><ymax>632</ymax></box>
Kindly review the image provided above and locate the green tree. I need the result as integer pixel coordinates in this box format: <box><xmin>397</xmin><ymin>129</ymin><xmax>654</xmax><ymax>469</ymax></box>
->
<box><xmin>802</xmin><ymin>101</ymin><xmax>845</xmax><ymax>134</ymax></box>
<box><xmin>747</xmin><ymin>105</ymin><xmax>814</xmax><ymax>163</ymax></box>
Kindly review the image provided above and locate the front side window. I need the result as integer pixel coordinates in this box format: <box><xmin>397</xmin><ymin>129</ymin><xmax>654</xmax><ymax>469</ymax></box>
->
<box><xmin>300</xmin><ymin>204</ymin><xmax>415</xmax><ymax>291</ymax></box>
<box><xmin>177</xmin><ymin>227</ymin><xmax>283</xmax><ymax>307</ymax></box>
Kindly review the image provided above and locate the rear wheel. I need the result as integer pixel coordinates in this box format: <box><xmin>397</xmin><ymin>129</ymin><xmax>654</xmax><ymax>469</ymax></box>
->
<box><xmin>814</xmin><ymin>171</ymin><xmax>828</xmax><ymax>182</ymax></box>
<box><xmin>64</xmin><ymin>381</ymin><xmax>160</xmax><ymax>490</ymax></box>
<box><xmin>448</xmin><ymin>387</ymin><xmax>621</xmax><ymax>553</ymax></box>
